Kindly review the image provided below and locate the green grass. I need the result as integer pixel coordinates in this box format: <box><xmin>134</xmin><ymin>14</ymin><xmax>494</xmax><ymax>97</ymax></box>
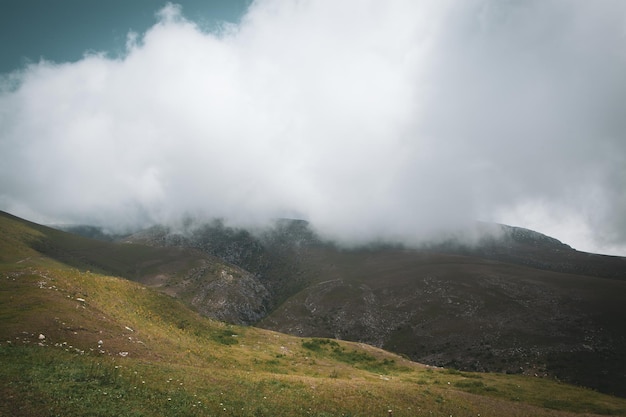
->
<box><xmin>302</xmin><ymin>338</ymin><xmax>408</xmax><ymax>374</ymax></box>
<box><xmin>301</xmin><ymin>337</ymin><xmax>339</xmax><ymax>351</ymax></box>
<box><xmin>3</xmin><ymin>270</ymin><xmax>626</xmax><ymax>416</ymax></box>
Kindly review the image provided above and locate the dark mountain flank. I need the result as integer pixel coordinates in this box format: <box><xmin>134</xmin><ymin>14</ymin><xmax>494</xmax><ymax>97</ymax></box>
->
<box><xmin>261</xmin><ymin>246</ymin><xmax>626</xmax><ymax>395</ymax></box>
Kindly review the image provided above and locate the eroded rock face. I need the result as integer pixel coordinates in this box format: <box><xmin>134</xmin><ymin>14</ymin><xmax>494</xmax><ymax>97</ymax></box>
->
<box><xmin>190</xmin><ymin>265</ymin><xmax>270</xmax><ymax>325</ymax></box>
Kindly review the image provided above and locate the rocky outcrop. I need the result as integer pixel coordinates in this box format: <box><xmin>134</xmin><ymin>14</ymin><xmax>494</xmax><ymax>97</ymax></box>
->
<box><xmin>189</xmin><ymin>264</ymin><xmax>270</xmax><ymax>325</ymax></box>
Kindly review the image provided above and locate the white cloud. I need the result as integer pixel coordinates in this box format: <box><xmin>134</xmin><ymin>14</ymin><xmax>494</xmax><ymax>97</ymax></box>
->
<box><xmin>1</xmin><ymin>0</ymin><xmax>625</xmax><ymax>254</ymax></box>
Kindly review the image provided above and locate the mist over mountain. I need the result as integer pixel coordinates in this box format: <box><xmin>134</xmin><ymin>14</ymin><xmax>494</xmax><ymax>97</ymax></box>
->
<box><xmin>68</xmin><ymin>216</ymin><xmax>626</xmax><ymax>282</ymax></box>
<box><xmin>2</xmin><ymin>0</ymin><xmax>626</xmax><ymax>255</ymax></box>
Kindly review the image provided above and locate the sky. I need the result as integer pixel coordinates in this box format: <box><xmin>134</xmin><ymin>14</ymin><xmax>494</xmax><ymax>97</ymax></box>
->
<box><xmin>1</xmin><ymin>0</ymin><xmax>625</xmax><ymax>255</ymax></box>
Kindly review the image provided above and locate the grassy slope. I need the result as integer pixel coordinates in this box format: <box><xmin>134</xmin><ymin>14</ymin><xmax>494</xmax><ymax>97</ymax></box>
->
<box><xmin>21</xmin><ymin>214</ymin><xmax>208</xmax><ymax>285</ymax></box>
<box><xmin>0</xmin><ymin>211</ymin><xmax>267</xmax><ymax>323</ymax></box>
<box><xmin>259</xmin><ymin>246</ymin><xmax>626</xmax><ymax>396</ymax></box>
<box><xmin>1</xmin><ymin>212</ymin><xmax>626</xmax><ymax>416</ymax></box>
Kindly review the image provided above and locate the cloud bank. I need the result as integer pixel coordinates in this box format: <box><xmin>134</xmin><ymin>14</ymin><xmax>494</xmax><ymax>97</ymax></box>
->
<box><xmin>1</xmin><ymin>0</ymin><xmax>625</xmax><ymax>254</ymax></box>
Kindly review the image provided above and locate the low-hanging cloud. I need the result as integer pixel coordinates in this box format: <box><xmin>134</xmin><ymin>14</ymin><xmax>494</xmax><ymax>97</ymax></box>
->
<box><xmin>1</xmin><ymin>0</ymin><xmax>625</xmax><ymax>254</ymax></box>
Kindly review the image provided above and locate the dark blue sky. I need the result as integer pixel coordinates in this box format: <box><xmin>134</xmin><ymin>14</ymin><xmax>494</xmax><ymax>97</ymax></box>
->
<box><xmin>0</xmin><ymin>0</ymin><xmax>250</xmax><ymax>74</ymax></box>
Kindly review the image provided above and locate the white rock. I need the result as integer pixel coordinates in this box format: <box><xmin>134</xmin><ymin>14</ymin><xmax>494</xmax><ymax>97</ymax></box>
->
<box><xmin>38</xmin><ymin>334</ymin><xmax>45</xmax><ymax>340</ymax></box>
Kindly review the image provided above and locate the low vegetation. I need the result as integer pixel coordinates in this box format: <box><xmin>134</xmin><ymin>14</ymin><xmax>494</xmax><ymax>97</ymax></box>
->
<box><xmin>2</xmin><ymin>211</ymin><xmax>626</xmax><ymax>416</ymax></box>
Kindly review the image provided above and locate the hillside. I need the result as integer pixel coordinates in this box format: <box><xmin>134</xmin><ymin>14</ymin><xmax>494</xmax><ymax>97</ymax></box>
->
<box><xmin>4</xmin><ymin>212</ymin><xmax>271</xmax><ymax>325</ymax></box>
<box><xmin>120</xmin><ymin>218</ymin><xmax>626</xmax><ymax>397</ymax></box>
<box><xmin>260</xmin><ymin>246</ymin><xmax>626</xmax><ymax>396</ymax></box>
<box><xmin>2</xmin><ymin>211</ymin><xmax>626</xmax><ymax>416</ymax></box>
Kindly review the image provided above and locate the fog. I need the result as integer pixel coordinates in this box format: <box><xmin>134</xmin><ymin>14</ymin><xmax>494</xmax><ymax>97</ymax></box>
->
<box><xmin>1</xmin><ymin>0</ymin><xmax>625</xmax><ymax>254</ymax></box>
